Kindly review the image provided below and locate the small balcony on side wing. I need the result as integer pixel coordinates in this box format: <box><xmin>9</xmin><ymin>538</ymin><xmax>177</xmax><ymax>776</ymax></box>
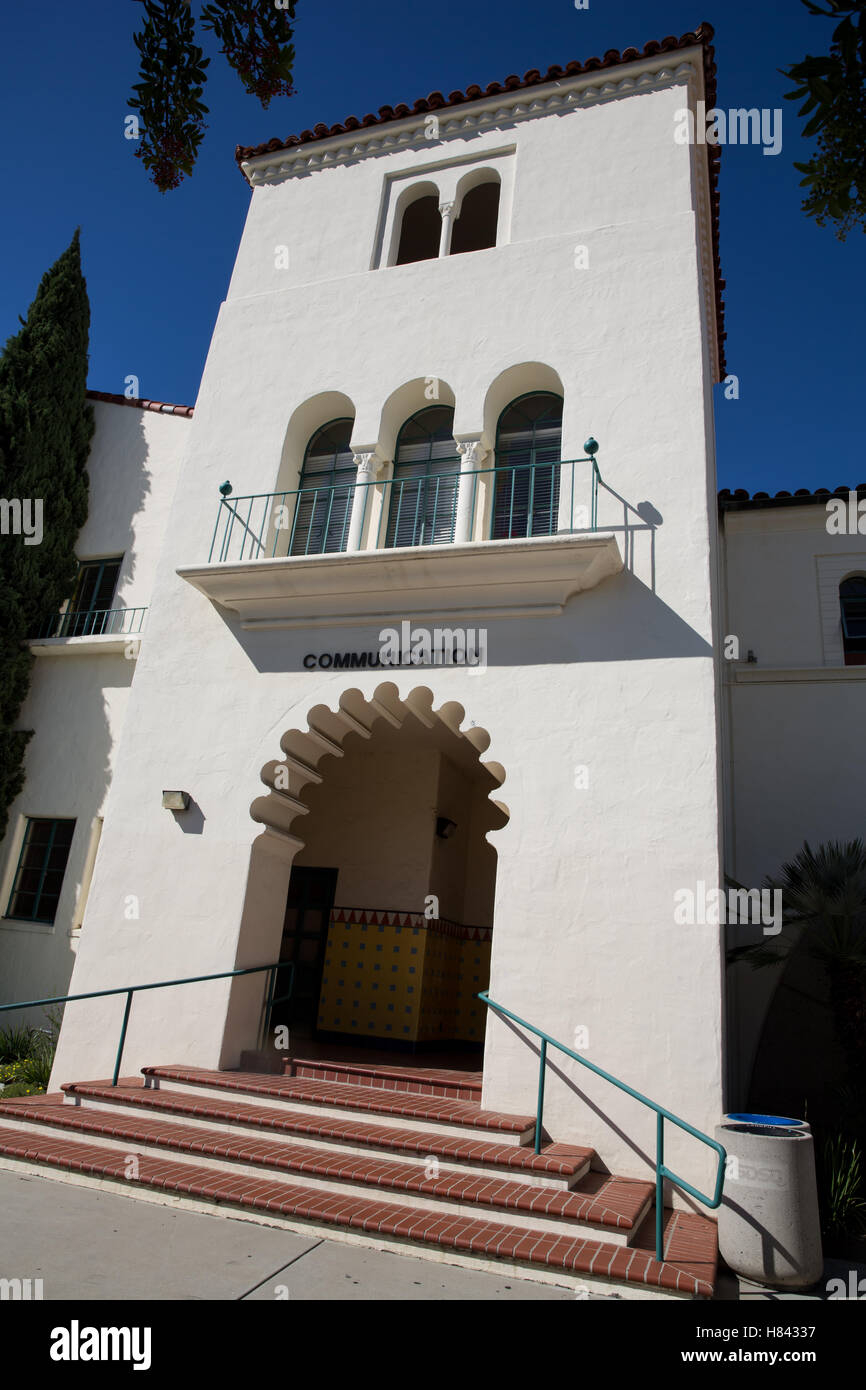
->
<box><xmin>29</xmin><ymin>606</ymin><xmax>147</xmax><ymax>656</ymax></box>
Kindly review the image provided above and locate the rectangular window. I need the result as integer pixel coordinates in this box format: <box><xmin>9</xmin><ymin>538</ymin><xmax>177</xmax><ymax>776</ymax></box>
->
<box><xmin>62</xmin><ymin>557</ymin><xmax>123</xmax><ymax>636</ymax></box>
<box><xmin>6</xmin><ymin>818</ymin><xmax>75</xmax><ymax>924</ymax></box>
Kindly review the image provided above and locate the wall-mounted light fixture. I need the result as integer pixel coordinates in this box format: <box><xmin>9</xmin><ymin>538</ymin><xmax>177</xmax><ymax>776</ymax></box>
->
<box><xmin>162</xmin><ymin>790</ymin><xmax>191</xmax><ymax>812</ymax></box>
<box><xmin>436</xmin><ymin>815</ymin><xmax>457</xmax><ymax>840</ymax></box>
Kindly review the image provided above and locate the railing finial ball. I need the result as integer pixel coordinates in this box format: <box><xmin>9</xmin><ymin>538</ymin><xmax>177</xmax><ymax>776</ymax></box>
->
<box><xmin>584</xmin><ymin>437</ymin><xmax>599</xmax><ymax>456</ymax></box>
<box><xmin>219</xmin><ymin>480</ymin><xmax>233</xmax><ymax>497</ymax></box>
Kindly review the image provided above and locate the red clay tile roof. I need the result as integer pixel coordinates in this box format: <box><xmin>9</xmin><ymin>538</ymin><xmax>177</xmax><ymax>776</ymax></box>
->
<box><xmin>719</xmin><ymin>484</ymin><xmax>866</xmax><ymax>510</ymax></box>
<box><xmin>234</xmin><ymin>23</ymin><xmax>725</xmax><ymax>375</ymax></box>
<box><xmin>87</xmin><ymin>389</ymin><xmax>194</xmax><ymax>418</ymax></box>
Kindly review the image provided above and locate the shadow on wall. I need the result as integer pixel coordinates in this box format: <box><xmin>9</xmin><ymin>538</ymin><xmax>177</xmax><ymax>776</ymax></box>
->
<box><xmin>208</xmin><ymin>567</ymin><xmax>714</xmax><ymax>677</ymax></box>
<box><xmin>0</xmin><ymin>407</ymin><xmax>153</xmax><ymax>1017</ymax></box>
<box><xmin>747</xmin><ymin>954</ymin><xmax>846</xmax><ymax>1127</ymax></box>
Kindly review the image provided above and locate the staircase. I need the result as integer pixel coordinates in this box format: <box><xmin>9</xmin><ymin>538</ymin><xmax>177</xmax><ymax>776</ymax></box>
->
<box><xmin>0</xmin><ymin>1058</ymin><xmax>718</xmax><ymax>1299</ymax></box>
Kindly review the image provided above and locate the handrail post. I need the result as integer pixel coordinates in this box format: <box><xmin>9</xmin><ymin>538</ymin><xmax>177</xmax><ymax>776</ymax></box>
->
<box><xmin>656</xmin><ymin>1112</ymin><xmax>664</xmax><ymax>1262</ymax></box>
<box><xmin>113</xmin><ymin>990</ymin><xmax>134</xmax><ymax>1087</ymax></box>
<box><xmin>535</xmin><ymin>1038</ymin><xmax>547</xmax><ymax>1155</ymax></box>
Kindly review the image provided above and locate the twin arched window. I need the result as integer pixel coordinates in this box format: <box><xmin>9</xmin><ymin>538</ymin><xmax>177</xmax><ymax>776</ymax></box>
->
<box><xmin>394</xmin><ymin>178</ymin><xmax>500</xmax><ymax>266</ymax></box>
<box><xmin>384</xmin><ymin>393</ymin><xmax>563</xmax><ymax>545</ymax></box>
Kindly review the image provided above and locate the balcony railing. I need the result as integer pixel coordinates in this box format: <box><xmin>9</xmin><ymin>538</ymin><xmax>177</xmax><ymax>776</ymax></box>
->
<box><xmin>208</xmin><ymin>454</ymin><xmax>603</xmax><ymax>564</ymax></box>
<box><xmin>32</xmin><ymin>607</ymin><xmax>148</xmax><ymax>640</ymax></box>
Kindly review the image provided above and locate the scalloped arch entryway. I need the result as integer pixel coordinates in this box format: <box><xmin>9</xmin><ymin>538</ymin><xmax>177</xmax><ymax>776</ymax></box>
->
<box><xmin>219</xmin><ymin>683</ymin><xmax>509</xmax><ymax>1068</ymax></box>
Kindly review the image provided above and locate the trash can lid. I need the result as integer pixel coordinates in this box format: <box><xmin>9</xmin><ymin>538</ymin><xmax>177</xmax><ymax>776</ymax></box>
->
<box><xmin>722</xmin><ymin>1122</ymin><xmax>804</xmax><ymax>1136</ymax></box>
<box><xmin>725</xmin><ymin>1112</ymin><xmax>804</xmax><ymax>1127</ymax></box>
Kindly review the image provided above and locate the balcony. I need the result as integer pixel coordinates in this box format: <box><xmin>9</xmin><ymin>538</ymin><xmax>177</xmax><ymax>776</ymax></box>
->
<box><xmin>179</xmin><ymin>453</ymin><xmax>628</xmax><ymax>628</ymax></box>
<box><xmin>207</xmin><ymin>455</ymin><xmax>603</xmax><ymax>563</ymax></box>
<box><xmin>29</xmin><ymin>607</ymin><xmax>147</xmax><ymax>656</ymax></box>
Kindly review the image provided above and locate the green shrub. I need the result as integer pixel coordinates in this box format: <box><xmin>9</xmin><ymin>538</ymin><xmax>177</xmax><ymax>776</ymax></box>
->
<box><xmin>0</xmin><ymin>1081</ymin><xmax>42</xmax><ymax>1099</ymax></box>
<box><xmin>18</xmin><ymin>1033</ymin><xmax>54</xmax><ymax>1091</ymax></box>
<box><xmin>0</xmin><ymin>1023</ymin><xmax>37</xmax><ymax>1063</ymax></box>
<box><xmin>820</xmin><ymin>1132</ymin><xmax>866</xmax><ymax>1242</ymax></box>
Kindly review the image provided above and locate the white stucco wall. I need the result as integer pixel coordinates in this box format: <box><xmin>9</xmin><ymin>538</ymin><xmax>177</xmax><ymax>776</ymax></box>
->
<box><xmin>48</xmin><ymin>57</ymin><xmax>727</xmax><ymax>1195</ymax></box>
<box><xmin>0</xmin><ymin>403</ymin><xmax>189</xmax><ymax>1018</ymax></box>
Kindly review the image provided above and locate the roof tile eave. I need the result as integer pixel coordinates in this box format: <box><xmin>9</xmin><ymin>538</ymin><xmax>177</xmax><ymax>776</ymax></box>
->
<box><xmin>86</xmin><ymin>389</ymin><xmax>194</xmax><ymax>418</ymax></box>
<box><xmin>718</xmin><ymin>483</ymin><xmax>866</xmax><ymax>511</ymax></box>
<box><xmin>232</xmin><ymin>23</ymin><xmax>726</xmax><ymax>378</ymax></box>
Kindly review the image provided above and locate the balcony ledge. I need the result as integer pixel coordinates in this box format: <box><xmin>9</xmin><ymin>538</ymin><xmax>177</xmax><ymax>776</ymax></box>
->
<box><xmin>28</xmin><ymin>634</ymin><xmax>142</xmax><ymax>657</ymax></box>
<box><xmin>178</xmin><ymin>532</ymin><xmax>624</xmax><ymax>629</ymax></box>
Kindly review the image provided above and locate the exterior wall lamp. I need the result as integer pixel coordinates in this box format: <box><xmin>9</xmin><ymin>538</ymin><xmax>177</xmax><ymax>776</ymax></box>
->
<box><xmin>162</xmin><ymin>790</ymin><xmax>191</xmax><ymax>812</ymax></box>
<box><xmin>436</xmin><ymin>816</ymin><xmax>457</xmax><ymax>840</ymax></box>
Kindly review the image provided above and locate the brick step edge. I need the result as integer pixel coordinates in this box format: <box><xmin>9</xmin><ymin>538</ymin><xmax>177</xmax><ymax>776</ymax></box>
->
<box><xmin>0</xmin><ymin>1125</ymin><xmax>716</xmax><ymax>1297</ymax></box>
<box><xmin>139</xmin><ymin>1065</ymin><xmax>535</xmax><ymax>1137</ymax></box>
<box><xmin>2</xmin><ymin>1098</ymin><xmax>650</xmax><ymax>1233</ymax></box>
<box><xmin>61</xmin><ymin>1080</ymin><xmax>592</xmax><ymax>1182</ymax></box>
<box><xmin>287</xmin><ymin>1058</ymin><xmax>483</xmax><ymax>1102</ymax></box>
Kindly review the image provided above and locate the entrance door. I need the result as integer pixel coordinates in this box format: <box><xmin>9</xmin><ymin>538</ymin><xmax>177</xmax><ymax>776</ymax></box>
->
<box><xmin>271</xmin><ymin>866</ymin><xmax>338</xmax><ymax>1038</ymax></box>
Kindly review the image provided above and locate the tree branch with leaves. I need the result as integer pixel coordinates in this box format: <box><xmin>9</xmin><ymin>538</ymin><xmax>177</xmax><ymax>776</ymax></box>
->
<box><xmin>783</xmin><ymin>0</ymin><xmax>866</xmax><ymax>239</ymax></box>
<box><xmin>130</xmin><ymin>1</ymin><xmax>297</xmax><ymax>194</ymax></box>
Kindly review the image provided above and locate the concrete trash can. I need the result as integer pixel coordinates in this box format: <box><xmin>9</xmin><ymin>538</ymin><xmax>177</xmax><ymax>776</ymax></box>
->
<box><xmin>716</xmin><ymin>1114</ymin><xmax>823</xmax><ymax>1288</ymax></box>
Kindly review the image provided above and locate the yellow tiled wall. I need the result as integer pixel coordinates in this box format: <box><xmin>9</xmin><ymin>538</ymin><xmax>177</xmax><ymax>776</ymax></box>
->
<box><xmin>317</xmin><ymin>910</ymin><xmax>491</xmax><ymax>1044</ymax></box>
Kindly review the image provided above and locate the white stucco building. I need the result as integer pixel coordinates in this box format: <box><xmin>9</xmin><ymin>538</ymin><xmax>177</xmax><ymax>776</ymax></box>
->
<box><xmin>2</xmin><ymin>24</ymin><xmax>863</xmax><ymax>1217</ymax></box>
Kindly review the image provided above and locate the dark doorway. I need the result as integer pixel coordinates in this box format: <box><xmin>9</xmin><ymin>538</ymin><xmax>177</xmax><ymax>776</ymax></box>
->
<box><xmin>271</xmin><ymin>866</ymin><xmax>338</xmax><ymax>1038</ymax></box>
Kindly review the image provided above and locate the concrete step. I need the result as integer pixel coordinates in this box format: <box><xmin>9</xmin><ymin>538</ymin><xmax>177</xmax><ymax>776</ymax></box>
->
<box><xmin>287</xmin><ymin>1058</ymin><xmax>484</xmax><ymax>1103</ymax></box>
<box><xmin>0</xmin><ymin>1095</ymin><xmax>650</xmax><ymax>1242</ymax></box>
<box><xmin>139</xmin><ymin>1065</ymin><xmax>536</xmax><ymax>1146</ymax></box>
<box><xmin>0</xmin><ymin>1117</ymin><xmax>717</xmax><ymax>1299</ymax></box>
<box><xmin>60</xmin><ymin>1079</ymin><xmax>591</xmax><ymax>1189</ymax></box>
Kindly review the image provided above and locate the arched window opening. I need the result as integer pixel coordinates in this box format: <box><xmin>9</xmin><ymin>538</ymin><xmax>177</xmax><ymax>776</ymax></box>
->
<box><xmin>290</xmin><ymin>419</ymin><xmax>356</xmax><ymax>555</ymax></box>
<box><xmin>492</xmin><ymin>393</ymin><xmax>563</xmax><ymax>539</ymax></box>
<box><xmin>840</xmin><ymin>576</ymin><xmax>866</xmax><ymax>665</ymax></box>
<box><xmin>385</xmin><ymin>406</ymin><xmax>460</xmax><ymax>548</ymax></box>
<box><xmin>450</xmin><ymin>181</ymin><xmax>500</xmax><ymax>255</ymax></box>
<box><xmin>395</xmin><ymin>195</ymin><xmax>441</xmax><ymax>265</ymax></box>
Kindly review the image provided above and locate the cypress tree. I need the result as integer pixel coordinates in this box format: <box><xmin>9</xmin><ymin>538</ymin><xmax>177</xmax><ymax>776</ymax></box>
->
<box><xmin>0</xmin><ymin>229</ymin><xmax>94</xmax><ymax>839</ymax></box>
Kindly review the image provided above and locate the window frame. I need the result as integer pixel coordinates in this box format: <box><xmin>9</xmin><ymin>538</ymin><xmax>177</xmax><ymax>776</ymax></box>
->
<box><xmin>5</xmin><ymin>817</ymin><xmax>76</xmax><ymax>926</ymax></box>
<box><xmin>288</xmin><ymin>418</ymin><xmax>357</xmax><ymax>557</ymax></box>
<box><xmin>840</xmin><ymin>574</ymin><xmax>866</xmax><ymax>665</ymax></box>
<box><xmin>491</xmin><ymin>391</ymin><xmax>564</xmax><ymax>540</ymax></box>
<box><xmin>385</xmin><ymin>406</ymin><xmax>461</xmax><ymax>549</ymax></box>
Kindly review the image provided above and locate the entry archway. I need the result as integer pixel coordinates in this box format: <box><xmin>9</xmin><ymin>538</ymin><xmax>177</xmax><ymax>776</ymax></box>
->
<box><xmin>222</xmin><ymin>683</ymin><xmax>509</xmax><ymax>1067</ymax></box>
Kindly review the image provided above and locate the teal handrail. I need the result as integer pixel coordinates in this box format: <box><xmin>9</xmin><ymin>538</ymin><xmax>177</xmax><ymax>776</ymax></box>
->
<box><xmin>31</xmin><ymin>607</ymin><xmax>148</xmax><ymax>641</ymax></box>
<box><xmin>0</xmin><ymin>962</ymin><xmax>293</xmax><ymax>1089</ymax></box>
<box><xmin>478</xmin><ymin>991</ymin><xmax>726</xmax><ymax>1263</ymax></box>
<box><xmin>207</xmin><ymin>453</ymin><xmax>604</xmax><ymax>563</ymax></box>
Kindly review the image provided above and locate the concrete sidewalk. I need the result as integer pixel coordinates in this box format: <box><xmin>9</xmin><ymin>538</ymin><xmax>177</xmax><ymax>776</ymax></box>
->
<box><xmin>0</xmin><ymin>1169</ymin><xmax>582</xmax><ymax>1301</ymax></box>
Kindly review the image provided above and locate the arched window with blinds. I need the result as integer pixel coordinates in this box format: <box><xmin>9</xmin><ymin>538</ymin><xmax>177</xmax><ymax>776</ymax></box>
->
<box><xmin>840</xmin><ymin>575</ymin><xmax>866</xmax><ymax>665</ymax></box>
<box><xmin>385</xmin><ymin>406</ymin><xmax>460</xmax><ymax>548</ymax></box>
<box><xmin>289</xmin><ymin>419</ymin><xmax>356</xmax><ymax>555</ymax></box>
<box><xmin>492</xmin><ymin>393</ymin><xmax>563</xmax><ymax>539</ymax></box>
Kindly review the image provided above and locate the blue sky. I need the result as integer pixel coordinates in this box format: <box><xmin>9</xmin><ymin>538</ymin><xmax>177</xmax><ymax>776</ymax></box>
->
<box><xmin>0</xmin><ymin>0</ymin><xmax>862</xmax><ymax>494</ymax></box>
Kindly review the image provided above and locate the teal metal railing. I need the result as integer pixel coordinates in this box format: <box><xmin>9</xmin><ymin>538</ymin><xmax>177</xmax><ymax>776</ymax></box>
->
<box><xmin>0</xmin><ymin>962</ymin><xmax>293</xmax><ymax>1089</ymax></box>
<box><xmin>32</xmin><ymin>607</ymin><xmax>148</xmax><ymax>641</ymax></box>
<box><xmin>478</xmin><ymin>991</ymin><xmax>726</xmax><ymax>1263</ymax></box>
<box><xmin>207</xmin><ymin>452</ymin><xmax>604</xmax><ymax>563</ymax></box>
